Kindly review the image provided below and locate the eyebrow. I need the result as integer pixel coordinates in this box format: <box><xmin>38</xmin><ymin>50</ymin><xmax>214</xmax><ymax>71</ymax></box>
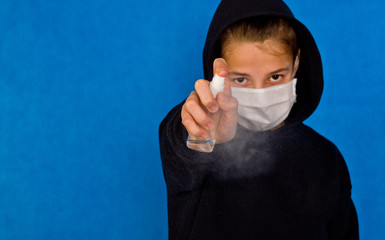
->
<box><xmin>228</xmin><ymin>72</ymin><xmax>251</xmax><ymax>77</ymax></box>
<box><xmin>228</xmin><ymin>67</ymin><xmax>290</xmax><ymax>77</ymax></box>
<box><xmin>268</xmin><ymin>67</ymin><xmax>290</xmax><ymax>75</ymax></box>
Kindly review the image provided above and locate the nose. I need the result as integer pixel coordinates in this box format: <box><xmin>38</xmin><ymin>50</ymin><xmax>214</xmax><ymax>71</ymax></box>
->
<box><xmin>251</xmin><ymin>81</ymin><xmax>265</xmax><ymax>89</ymax></box>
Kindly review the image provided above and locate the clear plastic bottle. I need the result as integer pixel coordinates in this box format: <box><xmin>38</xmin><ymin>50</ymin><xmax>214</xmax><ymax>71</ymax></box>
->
<box><xmin>186</xmin><ymin>74</ymin><xmax>225</xmax><ymax>152</ymax></box>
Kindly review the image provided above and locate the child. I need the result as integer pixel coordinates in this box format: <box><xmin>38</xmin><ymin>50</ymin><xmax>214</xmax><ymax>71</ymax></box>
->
<box><xmin>159</xmin><ymin>0</ymin><xmax>359</xmax><ymax>239</ymax></box>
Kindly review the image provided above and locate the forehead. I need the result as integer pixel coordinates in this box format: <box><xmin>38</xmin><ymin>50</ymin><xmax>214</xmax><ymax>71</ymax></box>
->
<box><xmin>223</xmin><ymin>38</ymin><xmax>292</xmax><ymax>58</ymax></box>
<box><xmin>223</xmin><ymin>40</ymin><xmax>293</xmax><ymax>69</ymax></box>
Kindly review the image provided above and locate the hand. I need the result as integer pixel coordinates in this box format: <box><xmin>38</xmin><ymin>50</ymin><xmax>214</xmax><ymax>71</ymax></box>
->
<box><xmin>181</xmin><ymin>58</ymin><xmax>238</xmax><ymax>144</ymax></box>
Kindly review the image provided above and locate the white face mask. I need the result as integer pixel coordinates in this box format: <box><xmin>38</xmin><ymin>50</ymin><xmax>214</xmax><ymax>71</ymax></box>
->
<box><xmin>231</xmin><ymin>78</ymin><xmax>297</xmax><ymax>132</ymax></box>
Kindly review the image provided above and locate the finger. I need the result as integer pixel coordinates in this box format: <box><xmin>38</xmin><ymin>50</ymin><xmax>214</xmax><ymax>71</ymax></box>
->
<box><xmin>223</xmin><ymin>73</ymin><xmax>232</xmax><ymax>96</ymax></box>
<box><xmin>181</xmin><ymin>107</ymin><xmax>208</xmax><ymax>138</ymax></box>
<box><xmin>213</xmin><ymin>58</ymin><xmax>228</xmax><ymax>77</ymax></box>
<box><xmin>216</xmin><ymin>91</ymin><xmax>238</xmax><ymax>113</ymax></box>
<box><xmin>183</xmin><ymin>91</ymin><xmax>216</xmax><ymax>131</ymax></box>
<box><xmin>195</xmin><ymin>79</ymin><xmax>218</xmax><ymax>113</ymax></box>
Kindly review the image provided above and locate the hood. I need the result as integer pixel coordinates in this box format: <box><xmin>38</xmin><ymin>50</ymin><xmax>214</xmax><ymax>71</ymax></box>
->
<box><xmin>203</xmin><ymin>0</ymin><xmax>323</xmax><ymax>124</ymax></box>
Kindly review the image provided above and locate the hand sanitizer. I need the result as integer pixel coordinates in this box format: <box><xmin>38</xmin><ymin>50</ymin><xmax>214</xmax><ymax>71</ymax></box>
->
<box><xmin>186</xmin><ymin>74</ymin><xmax>225</xmax><ymax>152</ymax></box>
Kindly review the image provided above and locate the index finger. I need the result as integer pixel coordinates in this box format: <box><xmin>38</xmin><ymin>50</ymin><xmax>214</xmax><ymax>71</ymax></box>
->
<box><xmin>213</xmin><ymin>58</ymin><xmax>231</xmax><ymax>95</ymax></box>
<box><xmin>213</xmin><ymin>58</ymin><xmax>228</xmax><ymax>78</ymax></box>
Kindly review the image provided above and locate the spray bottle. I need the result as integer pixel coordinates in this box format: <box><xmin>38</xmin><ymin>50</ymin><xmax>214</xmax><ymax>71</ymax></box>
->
<box><xmin>186</xmin><ymin>74</ymin><xmax>225</xmax><ymax>152</ymax></box>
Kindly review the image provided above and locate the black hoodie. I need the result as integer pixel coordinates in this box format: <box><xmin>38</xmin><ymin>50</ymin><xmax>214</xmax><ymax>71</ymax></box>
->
<box><xmin>159</xmin><ymin>0</ymin><xmax>359</xmax><ymax>239</ymax></box>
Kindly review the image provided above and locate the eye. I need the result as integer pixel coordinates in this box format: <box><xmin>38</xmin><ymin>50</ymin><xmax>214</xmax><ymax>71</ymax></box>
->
<box><xmin>270</xmin><ymin>75</ymin><xmax>282</xmax><ymax>82</ymax></box>
<box><xmin>234</xmin><ymin>77</ymin><xmax>247</xmax><ymax>85</ymax></box>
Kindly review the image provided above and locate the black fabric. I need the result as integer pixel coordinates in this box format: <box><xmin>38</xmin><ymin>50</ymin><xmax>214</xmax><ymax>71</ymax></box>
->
<box><xmin>160</xmin><ymin>105</ymin><xmax>358</xmax><ymax>239</ymax></box>
<box><xmin>159</xmin><ymin>0</ymin><xmax>359</xmax><ymax>239</ymax></box>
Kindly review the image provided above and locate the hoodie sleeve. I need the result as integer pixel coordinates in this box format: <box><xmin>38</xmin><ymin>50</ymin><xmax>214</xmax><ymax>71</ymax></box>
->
<box><xmin>159</xmin><ymin>102</ymin><xmax>215</xmax><ymax>194</ymax></box>
<box><xmin>327</xmin><ymin>150</ymin><xmax>359</xmax><ymax>239</ymax></box>
<box><xmin>327</xmin><ymin>194</ymin><xmax>359</xmax><ymax>240</ymax></box>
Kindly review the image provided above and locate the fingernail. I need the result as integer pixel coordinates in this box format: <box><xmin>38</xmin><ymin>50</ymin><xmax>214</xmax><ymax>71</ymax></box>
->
<box><xmin>218</xmin><ymin>69</ymin><xmax>226</xmax><ymax>76</ymax></box>
<box><xmin>210</xmin><ymin>104</ymin><xmax>218</xmax><ymax>112</ymax></box>
<box><xmin>200</xmin><ymin>132</ymin><xmax>208</xmax><ymax>139</ymax></box>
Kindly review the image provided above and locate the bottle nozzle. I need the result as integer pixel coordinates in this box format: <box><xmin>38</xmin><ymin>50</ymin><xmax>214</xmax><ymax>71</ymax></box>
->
<box><xmin>210</xmin><ymin>74</ymin><xmax>225</xmax><ymax>98</ymax></box>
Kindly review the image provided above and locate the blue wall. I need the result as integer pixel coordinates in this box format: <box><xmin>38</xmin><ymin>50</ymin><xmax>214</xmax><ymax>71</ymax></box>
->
<box><xmin>0</xmin><ymin>0</ymin><xmax>384</xmax><ymax>239</ymax></box>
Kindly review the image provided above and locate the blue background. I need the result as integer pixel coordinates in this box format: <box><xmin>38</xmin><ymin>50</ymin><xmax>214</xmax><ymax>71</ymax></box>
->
<box><xmin>1</xmin><ymin>0</ymin><xmax>384</xmax><ymax>239</ymax></box>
